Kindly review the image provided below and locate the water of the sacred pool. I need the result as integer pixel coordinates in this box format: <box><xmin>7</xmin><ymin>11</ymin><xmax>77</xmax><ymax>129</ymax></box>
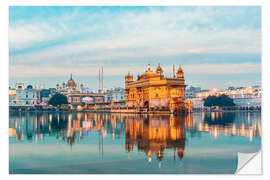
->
<box><xmin>9</xmin><ymin>111</ymin><xmax>261</xmax><ymax>174</ymax></box>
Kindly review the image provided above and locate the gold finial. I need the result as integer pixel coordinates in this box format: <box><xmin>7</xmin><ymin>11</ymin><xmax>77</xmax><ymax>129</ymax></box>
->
<box><xmin>177</xmin><ymin>65</ymin><xmax>183</xmax><ymax>74</ymax></box>
<box><xmin>156</xmin><ymin>63</ymin><xmax>163</xmax><ymax>75</ymax></box>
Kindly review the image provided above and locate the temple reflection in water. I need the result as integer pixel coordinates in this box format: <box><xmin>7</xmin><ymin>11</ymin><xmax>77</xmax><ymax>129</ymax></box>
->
<box><xmin>9</xmin><ymin>111</ymin><xmax>261</xmax><ymax>162</ymax></box>
<box><xmin>125</xmin><ymin>114</ymin><xmax>185</xmax><ymax>163</ymax></box>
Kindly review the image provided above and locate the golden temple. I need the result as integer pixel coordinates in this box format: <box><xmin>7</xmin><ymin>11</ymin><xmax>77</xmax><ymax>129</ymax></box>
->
<box><xmin>125</xmin><ymin>64</ymin><xmax>189</xmax><ymax>112</ymax></box>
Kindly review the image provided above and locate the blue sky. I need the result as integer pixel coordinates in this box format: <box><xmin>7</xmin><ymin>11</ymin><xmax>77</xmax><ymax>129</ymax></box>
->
<box><xmin>9</xmin><ymin>6</ymin><xmax>261</xmax><ymax>91</ymax></box>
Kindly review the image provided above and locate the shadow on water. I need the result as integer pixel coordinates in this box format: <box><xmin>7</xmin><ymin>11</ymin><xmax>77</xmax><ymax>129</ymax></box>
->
<box><xmin>203</xmin><ymin>112</ymin><xmax>235</xmax><ymax>127</ymax></box>
<box><xmin>50</xmin><ymin>115</ymin><xmax>68</xmax><ymax>132</ymax></box>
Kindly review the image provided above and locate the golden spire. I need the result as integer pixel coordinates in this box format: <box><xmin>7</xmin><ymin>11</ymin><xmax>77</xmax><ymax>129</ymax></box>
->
<box><xmin>177</xmin><ymin>65</ymin><xmax>183</xmax><ymax>73</ymax></box>
<box><xmin>125</xmin><ymin>71</ymin><xmax>133</xmax><ymax>81</ymax></box>
<box><xmin>156</xmin><ymin>63</ymin><xmax>163</xmax><ymax>75</ymax></box>
<box><xmin>176</xmin><ymin>65</ymin><xmax>184</xmax><ymax>78</ymax></box>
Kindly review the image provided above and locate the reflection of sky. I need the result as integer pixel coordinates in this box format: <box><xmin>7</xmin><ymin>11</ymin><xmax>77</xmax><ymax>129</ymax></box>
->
<box><xmin>9</xmin><ymin>112</ymin><xmax>261</xmax><ymax>174</ymax></box>
<box><xmin>9</xmin><ymin>136</ymin><xmax>260</xmax><ymax>174</ymax></box>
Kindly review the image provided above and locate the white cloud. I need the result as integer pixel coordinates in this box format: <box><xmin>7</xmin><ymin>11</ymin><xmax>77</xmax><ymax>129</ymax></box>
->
<box><xmin>9</xmin><ymin>63</ymin><xmax>261</xmax><ymax>78</ymax></box>
<box><xmin>9</xmin><ymin>26</ymin><xmax>260</xmax><ymax>66</ymax></box>
<box><xmin>182</xmin><ymin>63</ymin><xmax>261</xmax><ymax>75</ymax></box>
<box><xmin>9</xmin><ymin>23</ymin><xmax>64</xmax><ymax>50</ymax></box>
<box><xmin>9</xmin><ymin>7</ymin><xmax>261</xmax><ymax>78</ymax></box>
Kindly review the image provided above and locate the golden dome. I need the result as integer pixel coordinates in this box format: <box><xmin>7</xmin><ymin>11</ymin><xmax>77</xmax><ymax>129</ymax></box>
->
<box><xmin>67</xmin><ymin>74</ymin><xmax>77</xmax><ymax>88</ymax></box>
<box><xmin>142</xmin><ymin>64</ymin><xmax>158</xmax><ymax>78</ymax></box>
<box><xmin>156</xmin><ymin>63</ymin><xmax>163</xmax><ymax>75</ymax></box>
<box><xmin>144</xmin><ymin>70</ymin><xmax>157</xmax><ymax>77</ymax></box>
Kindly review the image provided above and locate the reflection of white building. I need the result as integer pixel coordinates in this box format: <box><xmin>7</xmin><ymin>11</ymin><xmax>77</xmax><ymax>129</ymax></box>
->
<box><xmin>189</xmin><ymin>112</ymin><xmax>262</xmax><ymax>141</ymax></box>
<box><xmin>104</xmin><ymin>87</ymin><xmax>125</xmax><ymax>103</ymax></box>
<box><xmin>9</xmin><ymin>83</ymin><xmax>41</xmax><ymax>107</ymax></box>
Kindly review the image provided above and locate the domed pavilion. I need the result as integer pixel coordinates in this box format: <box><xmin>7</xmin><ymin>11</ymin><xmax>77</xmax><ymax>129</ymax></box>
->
<box><xmin>125</xmin><ymin>64</ymin><xmax>187</xmax><ymax>112</ymax></box>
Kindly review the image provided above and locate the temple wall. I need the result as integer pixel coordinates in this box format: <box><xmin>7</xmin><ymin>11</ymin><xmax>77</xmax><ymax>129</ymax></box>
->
<box><xmin>126</xmin><ymin>101</ymin><xmax>136</xmax><ymax>108</ymax></box>
<box><xmin>139</xmin><ymin>101</ymin><xmax>144</xmax><ymax>107</ymax></box>
<box><xmin>125</xmin><ymin>68</ymin><xmax>186</xmax><ymax>110</ymax></box>
<box><xmin>149</xmin><ymin>98</ymin><xmax>169</xmax><ymax>108</ymax></box>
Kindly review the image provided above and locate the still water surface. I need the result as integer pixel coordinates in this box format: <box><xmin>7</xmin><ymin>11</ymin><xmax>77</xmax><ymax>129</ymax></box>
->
<box><xmin>9</xmin><ymin>111</ymin><xmax>261</xmax><ymax>174</ymax></box>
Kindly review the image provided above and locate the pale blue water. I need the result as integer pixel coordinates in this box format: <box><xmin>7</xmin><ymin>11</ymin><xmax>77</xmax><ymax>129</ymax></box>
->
<box><xmin>9</xmin><ymin>111</ymin><xmax>261</xmax><ymax>174</ymax></box>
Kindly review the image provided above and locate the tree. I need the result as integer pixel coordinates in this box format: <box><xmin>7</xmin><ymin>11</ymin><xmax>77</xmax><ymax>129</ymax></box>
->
<box><xmin>217</xmin><ymin>94</ymin><xmax>235</xmax><ymax>107</ymax></box>
<box><xmin>203</xmin><ymin>112</ymin><xmax>235</xmax><ymax>126</ymax></box>
<box><xmin>204</xmin><ymin>95</ymin><xmax>218</xmax><ymax>107</ymax></box>
<box><xmin>48</xmin><ymin>93</ymin><xmax>68</xmax><ymax>107</ymax></box>
<box><xmin>204</xmin><ymin>94</ymin><xmax>235</xmax><ymax>107</ymax></box>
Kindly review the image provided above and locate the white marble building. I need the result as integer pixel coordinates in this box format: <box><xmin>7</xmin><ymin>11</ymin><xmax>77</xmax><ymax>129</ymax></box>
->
<box><xmin>188</xmin><ymin>86</ymin><xmax>262</xmax><ymax>109</ymax></box>
<box><xmin>9</xmin><ymin>83</ymin><xmax>41</xmax><ymax>107</ymax></box>
<box><xmin>104</xmin><ymin>87</ymin><xmax>125</xmax><ymax>103</ymax></box>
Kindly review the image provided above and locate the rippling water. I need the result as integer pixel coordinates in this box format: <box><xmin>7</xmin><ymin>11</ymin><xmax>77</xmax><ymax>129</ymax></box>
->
<box><xmin>9</xmin><ymin>111</ymin><xmax>261</xmax><ymax>174</ymax></box>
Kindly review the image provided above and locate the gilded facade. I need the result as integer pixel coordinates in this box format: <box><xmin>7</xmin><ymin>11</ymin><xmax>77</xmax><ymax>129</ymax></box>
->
<box><xmin>125</xmin><ymin>64</ymin><xmax>187</xmax><ymax>111</ymax></box>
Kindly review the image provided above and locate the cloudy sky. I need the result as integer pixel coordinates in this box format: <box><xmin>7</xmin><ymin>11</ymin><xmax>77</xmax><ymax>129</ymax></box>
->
<box><xmin>9</xmin><ymin>6</ymin><xmax>261</xmax><ymax>91</ymax></box>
